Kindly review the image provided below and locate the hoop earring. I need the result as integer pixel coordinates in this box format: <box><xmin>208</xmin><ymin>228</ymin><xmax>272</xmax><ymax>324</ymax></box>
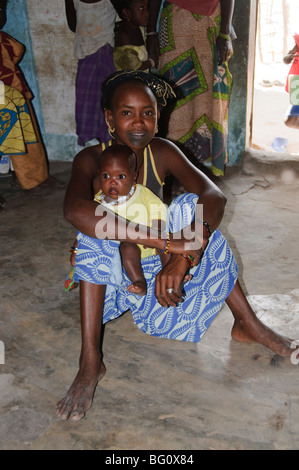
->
<box><xmin>108</xmin><ymin>124</ymin><xmax>115</xmax><ymax>139</ymax></box>
<box><xmin>105</xmin><ymin>118</ymin><xmax>115</xmax><ymax>139</ymax></box>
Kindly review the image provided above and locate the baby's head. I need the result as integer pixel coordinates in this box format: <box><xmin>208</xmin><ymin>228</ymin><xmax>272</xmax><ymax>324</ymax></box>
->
<box><xmin>98</xmin><ymin>145</ymin><xmax>137</xmax><ymax>200</ymax></box>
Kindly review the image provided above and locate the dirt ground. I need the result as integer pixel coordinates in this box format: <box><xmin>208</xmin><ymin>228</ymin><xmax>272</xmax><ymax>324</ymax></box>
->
<box><xmin>0</xmin><ymin>157</ymin><xmax>299</xmax><ymax>450</ymax></box>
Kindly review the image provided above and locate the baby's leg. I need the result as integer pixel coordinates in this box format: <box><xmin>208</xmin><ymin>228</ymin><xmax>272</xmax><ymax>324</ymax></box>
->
<box><xmin>120</xmin><ymin>242</ymin><xmax>147</xmax><ymax>295</ymax></box>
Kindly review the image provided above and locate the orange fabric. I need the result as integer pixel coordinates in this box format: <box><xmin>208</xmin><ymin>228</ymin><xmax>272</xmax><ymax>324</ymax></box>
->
<box><xmin>0</xmin><ymin>31</ymin><xmax>48</xmax><ymax>189</ymax></box>
<box><xmin>10</xmin><ymin>101</ymin><xmax>48</xmax><ymax>190</ymax></box>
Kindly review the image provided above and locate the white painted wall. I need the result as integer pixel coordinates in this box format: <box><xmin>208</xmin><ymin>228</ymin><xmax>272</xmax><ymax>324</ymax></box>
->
<box><xmin>26</xmin><ymin>1</ymin><xmax>77</xmax><ymax>138</ymax></box>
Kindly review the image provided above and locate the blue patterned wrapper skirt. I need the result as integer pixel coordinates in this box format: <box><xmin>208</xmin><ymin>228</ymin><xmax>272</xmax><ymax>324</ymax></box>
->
<box><xmin>73</xmin><ymin>193</ymin><xmax>238</xmax><ymax>343</ymax></box>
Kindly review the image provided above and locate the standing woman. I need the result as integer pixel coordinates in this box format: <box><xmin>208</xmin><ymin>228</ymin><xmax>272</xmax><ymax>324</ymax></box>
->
<box><xmin>147</xmin><ymin>0</ymin><xmax>235</xmax><ymax>176</ymax></box>
<box><xmin>57</xmin><ymin>71</ymin><xmax>294</xmax><ymax>422</ymax></box>
<box><xmin>65</xmin><ymin>0</ymin><xmax>118</xmax><ymax>146</ymax></box>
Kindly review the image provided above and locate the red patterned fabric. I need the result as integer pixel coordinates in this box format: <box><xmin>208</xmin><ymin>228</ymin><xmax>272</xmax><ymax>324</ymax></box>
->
<box><xmin>0</xmin><ymin>31</ymin><xmax>32</xmax><ymax>100</ymax></box>
<box><xmin>168</xmin><ymin>0</ymin><xmax>219</xmax><ymax>16</ymax></box>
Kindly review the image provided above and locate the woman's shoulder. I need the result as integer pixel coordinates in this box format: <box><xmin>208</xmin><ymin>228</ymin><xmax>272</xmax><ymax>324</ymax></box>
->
<box><xmin>150</xmin><ymin>136</ymin><xmax>172</xmax><ymax>149</ymax></box>
<box><xmin>150</xmin><ymin>137</ymin><xmax>182</xmax><ymax>157</ymax></box>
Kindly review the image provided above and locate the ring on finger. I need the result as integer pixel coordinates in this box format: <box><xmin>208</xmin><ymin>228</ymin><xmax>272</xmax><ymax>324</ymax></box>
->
<box><xmin>166</xmin><ymin>288</ymin><xmax>174</xmax><ymax>294</ymax></box>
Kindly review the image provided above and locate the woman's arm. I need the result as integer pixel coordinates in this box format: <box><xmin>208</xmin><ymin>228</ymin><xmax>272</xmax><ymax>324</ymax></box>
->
<box><xmin>219</xmin><ymin>0</ymin><xmax>235</xmax><ymax>36</ymax></box>
<box><xmin>217</xmin><ymin>0</ymin><xmax>235</xmax><ymax>64</ymax></box>
<box><xmin>150</xmin><ymin>138</ymin><xmax>227</xmax><ymax>307</ymax></box>
<box><xmin>152</xmin><ymin>138</ymin><xmax>227</xmax><ymax>233</ymax></box>
<box><xmin>146</xmin><ymin>0</ymin><xmax>162</xmax><ymax>66</ymax></box>
<box><xmin>283</xmin><ymin>45</ymin><xmax>298</xmax><ymax>64</ymax></box>
<box><xmin>147</xmin><ymin>0</ymin><xmax>162</xmax><ymax>33</ymax></box>
<box><xmin>63</xmin><ymin>147</ymin><xmax>190</xmax><ymax>251</ymax></box>
<box><xmin>65</xmin><ymin>0</ymin><xmax>77</xmax><ymax>32</ymax></box>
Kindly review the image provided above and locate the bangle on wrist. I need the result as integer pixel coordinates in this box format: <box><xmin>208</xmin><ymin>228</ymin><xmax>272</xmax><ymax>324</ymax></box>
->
<box><xmin>218</xmin><ymin>32</ymin><xmax>231</xmax><ymax>41</ymax></box>
<box><xmin>147</xmin><ymin>31</ymin><xmax>158</xmax><ymax>36</ymax></box>
<box><xmin>161</xmin><ymin>233</ymin><xmax>171</xmax><ymax>254</ymax></box>
<box><xmin>148</xmin><ymin>58</ymin><xmax>155</xmax><ymax>68</ymax></box>
<box><xmin>181</xmin><ymin>253</ymin><xmax>195</xmax><ymax>268</ymax></box>
<box><xmin>200</xmin><ymin>219</ymin><xmax>212</xmax><ymax>238</ymax></box>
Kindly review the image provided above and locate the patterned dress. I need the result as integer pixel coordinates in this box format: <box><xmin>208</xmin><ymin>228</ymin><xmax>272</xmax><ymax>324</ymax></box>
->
<box><xmin>158</xmin><ymin>1</ymin><xmax>233</xmax><ymax>176</ymax></box>
<box><xmin>0</xmin><ymin>85</ymin><xmax>37</xmax><ymax>156</ymax></box>
<box><xmin>73</xmin><ymin>192</ymin><xmax>238</xmax><ymax>343</ymax></box>
<box><xmin>0</xmin><ymin>31</ymin><xmax>48</xmax><ymax>189</ymax></box>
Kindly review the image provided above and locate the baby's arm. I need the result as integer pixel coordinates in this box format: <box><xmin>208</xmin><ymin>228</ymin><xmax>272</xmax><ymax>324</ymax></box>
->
<box><xmin>283</xmin><ymin>45</ymin><xmax>298</xmax><ymax>64</ymax></box>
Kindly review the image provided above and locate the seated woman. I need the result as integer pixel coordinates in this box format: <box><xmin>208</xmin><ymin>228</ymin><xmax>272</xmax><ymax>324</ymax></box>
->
<box><xmin>57</xmin><ymin>70</ymin><xmax>295</xmax><ymax>421</ymax></box>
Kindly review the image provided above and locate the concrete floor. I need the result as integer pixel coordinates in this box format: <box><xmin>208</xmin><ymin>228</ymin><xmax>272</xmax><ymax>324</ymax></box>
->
<box><xmin>0</xmin><ymin>153</ymin><xmax>299</xmax><ymax>450</ymax></box>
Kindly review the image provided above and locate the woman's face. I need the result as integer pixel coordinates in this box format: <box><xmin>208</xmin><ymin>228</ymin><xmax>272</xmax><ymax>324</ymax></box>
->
<box><xmin>105</xmin><ymin>81</ymin><xmax>159</xmax><ymax>153</ymax></box>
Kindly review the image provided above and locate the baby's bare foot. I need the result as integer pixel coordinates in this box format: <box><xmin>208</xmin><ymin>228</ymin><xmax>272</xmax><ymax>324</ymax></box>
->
<box><xmin>127</xmin><ymin>280</ymin><xmax>147</xmax><ymax>296</ymax></box>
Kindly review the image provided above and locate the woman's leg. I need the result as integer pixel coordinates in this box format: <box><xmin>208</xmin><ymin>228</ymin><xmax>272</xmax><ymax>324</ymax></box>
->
<box><xmin>226</xmin><ymin>280</ymin><xmax>293</xmax><ymax>357</ymax></box>
<box><xmin>168</xmin><ymin>193</ymin><xmax>294</xmax><ymax>355</ymax></box>
<box><xmin>56</xmin><ymin>281</ymin><xmax>107</xmax><ymax>421</ymax></box>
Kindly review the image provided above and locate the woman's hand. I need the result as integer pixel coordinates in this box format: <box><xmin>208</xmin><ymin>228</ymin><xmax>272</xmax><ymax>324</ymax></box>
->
<box><xmin>155</xmin><ymin>228</ymin><xmax>208</xmax><ymax>307</ymax></box>
<box><xmin>216</xmin><ymin>35</ymin><xmax>233</xmax><ymax>64</ymax></box>
<box><xmin>155</xmin><ymin>254</ymin><xmax>190</xmax><ymax>307</ymax></box>
<box><xmin>155</xmin><ymin>247</ymin><xmax>205</xmax><ymax>307</ymax></box>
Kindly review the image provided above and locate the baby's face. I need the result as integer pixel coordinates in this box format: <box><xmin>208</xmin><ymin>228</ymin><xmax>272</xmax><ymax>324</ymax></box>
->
<box><xmin>99</xmin><ymin>155</ymin><xmax>136</xmax><ymax>200</ymax></box>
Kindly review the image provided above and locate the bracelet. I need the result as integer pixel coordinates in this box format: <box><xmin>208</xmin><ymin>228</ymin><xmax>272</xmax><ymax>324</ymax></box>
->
<box><xmin>181</xmin><ymin>253</ymin><xmax>195</xmax><ymax>268</ymax></box>
<box><xmin>147</xmin><ymin>31</ymin><xmax>158</xmax><ymax>36</ymax></box>
<box><xmin>200</xmin><ymin>220</ymin><xmax>212</xmax><ymax>238</ymax></box>
<box><xmin>218</xmin><ymin>32</ymin><xmax>231</xmax><ymax>41</ymax></box>
<box><xmin>161</xmin><ymin>233</ymin><xmax>171</xmax><ymax>254</ymax></box>
<box><xmin>70</xmin><ymin>246</ymin><xmax>78</xmax><ymax>253</ymax></box>
<box><xmin>148</xmin><ymin>58</ymin><xmax>155</xmax><ymax>69</ymax></box>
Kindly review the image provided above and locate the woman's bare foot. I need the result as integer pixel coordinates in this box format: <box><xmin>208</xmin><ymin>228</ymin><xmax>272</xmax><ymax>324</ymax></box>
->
<box><xmin>227</xmin><ymin>280</ymin><xmax>294</xmax><ymax>357</ymax></box>
<box><xmin>231</xmin><ymin>317</ymin><xmax>294</xmax><ymax>357</ymax></box>
<box><xmin>56</xmin><ymin>358</ymin><xmax>106</xmax><ymax>421</ymax></box>
<box><xmin>127</xmin><ymin>279</ymin><xmax>147</xmax><ymax>296</ymax></box>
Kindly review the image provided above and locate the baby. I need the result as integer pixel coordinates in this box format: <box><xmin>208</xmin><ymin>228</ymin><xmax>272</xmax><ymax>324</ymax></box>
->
<box><xmin>68</xmin><ymin>144</ymin><xmax>167</xmax><ymax>295</ymax></box>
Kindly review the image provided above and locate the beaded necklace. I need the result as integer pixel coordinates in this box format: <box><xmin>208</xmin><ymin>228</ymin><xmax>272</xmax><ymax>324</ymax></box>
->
<box><xmin>98</xmin><ymin>184</ymin><xmax>137</xmax><ymax>208</ymax></box>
